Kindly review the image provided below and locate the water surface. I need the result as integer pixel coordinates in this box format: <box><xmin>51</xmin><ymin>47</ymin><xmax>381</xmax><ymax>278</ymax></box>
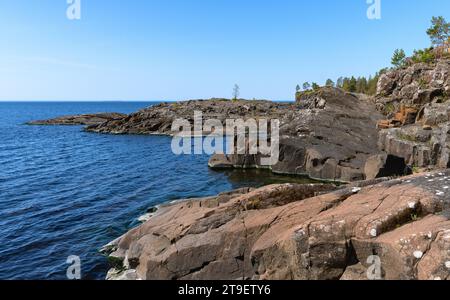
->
<box><xmin>0</xmin><ymin>102</ymin><xmax>310</xmax><ymax>280</ymax></box>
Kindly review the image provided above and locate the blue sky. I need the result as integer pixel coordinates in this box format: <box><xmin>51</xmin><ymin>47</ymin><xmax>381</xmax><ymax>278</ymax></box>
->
<box><xmin>0</xmin><ymin>0</ymin><xmax>449</xmax><ymax>101</ymax></box>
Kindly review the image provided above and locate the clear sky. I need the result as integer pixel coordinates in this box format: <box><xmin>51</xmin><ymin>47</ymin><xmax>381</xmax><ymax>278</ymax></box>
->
<box><xmin>0</xmin><ymin>0</ymin><xmax>449</xmax><ymax>101</ymax></box>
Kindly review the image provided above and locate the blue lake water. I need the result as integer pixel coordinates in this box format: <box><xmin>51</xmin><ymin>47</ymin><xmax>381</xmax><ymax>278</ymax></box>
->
<box><xmin>0</xmin><ymin>101</ymin><xmax>309</xmax><ymax>280</ymax></box>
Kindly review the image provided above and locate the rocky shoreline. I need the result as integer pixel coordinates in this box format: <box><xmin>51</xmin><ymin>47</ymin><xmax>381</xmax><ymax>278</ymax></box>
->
<box><xmin>83</xmin><ymin>88</ymin><xmax>385</xmax><ymax>183</ymax></box>
<box><xmin>101</xmin><ymin>172</ymin><xmax>450</xmax><ymax>280</ymax></box>
<box><xmin>27</xmin><ymin>58</ymin><xmax>450</xmax><ymax>280</ymax></box>
<box><xmin>26</xmin><ymin>113</ymin><xmax>127</xmax><ymax>126</ymax></box>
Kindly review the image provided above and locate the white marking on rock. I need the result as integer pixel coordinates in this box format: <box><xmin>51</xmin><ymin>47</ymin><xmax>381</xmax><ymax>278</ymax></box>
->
<box><xmin>436</xmin><ymin>191</ymin><xmax>445</xmax><ymax>196</ymax></box>
<box><xmin>413</xmin><ymin>251</ymin><xmax>423</xmax><ymax>259</ymax></box>
<box><xmin>370</xmin><ymin>229</ymin><xmax>377</xmax><ymax>237</ymax></box>
<box><xmin>408</xmin><ymin>202</ymin><xmax>416</xmax><ymax>209</ymax></box>
<box><xmin>352</xmin><ymin>187</ymin><xmax>362</xmax><ymax>193</ymax></box>
<box><xmin>445</xmin><ymin>261</ymin><xmax>450</xmax><ymax>269</ymax></box>
<box><xmin>296</xmin><ymin>229</ymin><xmax>306</xmax><ymax>236</ymax></box>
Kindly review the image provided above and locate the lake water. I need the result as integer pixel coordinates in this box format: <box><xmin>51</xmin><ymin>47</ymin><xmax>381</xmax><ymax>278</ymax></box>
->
<box><xmin>0</xmin><ymin>101</ymin><xmax>311</xmax><ymax>280</ymax></box>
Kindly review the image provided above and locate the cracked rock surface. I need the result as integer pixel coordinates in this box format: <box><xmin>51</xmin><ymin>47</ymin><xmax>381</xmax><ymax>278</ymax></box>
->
<box><xmin>104</xmin><ymin>172</ymin><xmax>450</xmax><ymax>280</ymax></box>
<box><xmin>375</xmin><ymin>59</ymin><xmax>450</xmax><ymax>171</ymax></box>
<box><xmin>210</xmin><ymin>88</ymin><xmax>383</xmax><ymax>182</ymax></box>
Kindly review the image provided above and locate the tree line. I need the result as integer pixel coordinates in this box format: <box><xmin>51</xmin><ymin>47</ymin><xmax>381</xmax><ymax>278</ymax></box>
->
<box><xmin>296</xmin><ymin>71</ymin><xmax>384</xmax><ymax>95</ymax></box>
<box><xmin>391</xmin><ymin>16</ymin><xmax>449</xmax><ymax>67</ymax></box>
<box><xmin>296</xmin><ymin>16</ymin><xmax>450</xmax><ymax>96</ymax></box>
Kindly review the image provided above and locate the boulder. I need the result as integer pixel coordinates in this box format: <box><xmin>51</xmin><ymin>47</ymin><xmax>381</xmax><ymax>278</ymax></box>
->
<box><xmin>364</xmin><ymin>154</ymin><xmax>388</xmax><ymax>180</ymax></box>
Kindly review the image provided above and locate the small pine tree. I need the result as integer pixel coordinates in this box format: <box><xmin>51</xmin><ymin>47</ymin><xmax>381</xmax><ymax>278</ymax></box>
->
<box><xmin>325</xmin><ymin>79</ymin><xmax>335</xmax><ymax>87</ymax></box>
<box><xmin>302</xmin><ymin>82</ymin><xmax>311</xmax><ymax>91</ymax></box>
<box><xmin>311</xmin><ymin>82</ymin><xmax>320</xmax><ymax>91</ymax></box>
<box><xmin>232</xmin><ymin>84</ymin><xmax>240</xmax><ymax>100</ymax></box>
<box><xmin>356</xmin><ymin>77</ymin><xmax>368</xmax><ymax>93</ymax></box>
<box><xmin>296</xmin><ymin>84</ymin><xmax>301</xmax><ymax>93</ymax></box>
<box><xmin>336</xmin><ymin>77</ymin><xmax>344</xmax><ymax>88</ymax></box>
<box><xmin>391</xmin><ymin>49</ymin><xmax>406</xmax><ymax>67</ymax></box>
<box><xmin>348</xmin><ymin>77</ymin><xmax>357</xmax><ymax>93</ymax></box>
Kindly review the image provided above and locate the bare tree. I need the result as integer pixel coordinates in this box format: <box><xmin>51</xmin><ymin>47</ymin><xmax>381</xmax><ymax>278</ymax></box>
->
<box><xmin>232</xmin><ymin>84</ymin><xmax>240</xmax><ymax>100</ymax></box>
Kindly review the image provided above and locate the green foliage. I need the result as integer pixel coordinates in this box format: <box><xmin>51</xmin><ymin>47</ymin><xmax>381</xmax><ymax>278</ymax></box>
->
<box><xmin>418</xmin><ymin>78</ymin><xmax>428</xmax><ymax>89</ymax></box>
<box><xmin>296</xmin><ymin>84</ymin><xmax>301</xmax><ymax>92</ymax></box>
<box><xmin>385</xmin><ymin>103</ymin><xmax>396</xmax><ymax>114</ymax></box>
<box><xmin>396</xmin><ymin>132</ymin><xmax>417</xmax><ymax>142</ymax></box>
<box><xmin>294</xmin><ymin>17</ymin><xmax>450</xmax><ymax>100</ymax></box>
<box><xmin>391</xmin><ymin>49</ymin><xmax>406</xmax><ymax>67</ymax></box>
<box><xmin>412</xmin><ymin>47</ymin><xmax>436</xmax><ymax>64</ymax></box>
<box><xmin>107</xmin><ymin>256</ymin><xmax>125</xmax><ymax>271</ymax></box>
<box><xmin>342</xmin><ymin>76</ymin><xmax>357</xmax><ymax>93</ymax></box>
<box><xmin>302</xmin><ymin>82</ymin><xmax>311</xmax><ymax>91</ymax></box>
<box><xmin>427</xmin><ymin>16</ymin><xmax>450</xmax><ymax>47</ymax></box>
<box><xmin>311</xmin><ymin>82</ymin><xmax>320</xmax><ymax>91</ymax></box>
<box><xmin>325</xmin><ymin>79</ymin><xmax>335</xmax><ymax>87</ymax></box>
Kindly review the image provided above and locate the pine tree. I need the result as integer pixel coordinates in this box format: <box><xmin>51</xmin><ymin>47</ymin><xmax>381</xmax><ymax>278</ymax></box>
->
<box><xmin>391</xmin><ymin>49</ymin><xmax>406</xmax><ymax>67</ymax></box>
<box><xmin>311</xmin><ymin>82</ymin><xmax>320</xmax><ymax>91</ymax></box>
<box><xmin>325</xmin><ymin>79</ymin><xmax>335</xmax><ymax>87</ymax></box>
<box><xmin>348</xmin><ymin>77</ymin><xmax>357</xmax><ymax>93</ymax></box>
<box><xmin>232</xmin><ymin>84</ymin><xmax>240</xmax><ymax>100</ymax></box>
<box><xmin>427</xmin><ymin>16</ymin><xmax>450</xmax><ymax>47</ymax></box>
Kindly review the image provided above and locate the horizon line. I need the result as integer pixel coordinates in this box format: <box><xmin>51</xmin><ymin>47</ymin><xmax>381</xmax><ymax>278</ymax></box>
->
<box><xmin>0</xmin><ymin>99</ymin><xmax>295</xmax><ymax>102</ymax></box>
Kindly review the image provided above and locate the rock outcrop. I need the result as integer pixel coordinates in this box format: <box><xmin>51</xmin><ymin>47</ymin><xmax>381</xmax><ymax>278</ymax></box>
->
<box><xmin>376</xmin><ymin>60</ymin><xmax>450</xmax><ymax>108</ymax></box>
<box><xmin>26</xmin><ymin>113</ymin><xmax>127</xmax><ymax>126</ymax></box>
<box><xmin>83</xmin><ymin>90</ymin><xmax>385</xmax><ymax>182</ymax></box>
<box><xmin>372</xmin><ymin>59</ymin><xmax>450</xmax><ymax>174</ymax></box>
<box><xmin>86</xmin><ymin>99</ymin><xmax>289</xmax><ymax>135</ymax></box>
<box><xmin>103</xmin><ymin>171</ymin><xmax>450</xmax><ymax>280</ymax></box>
<box><xmin>210</xmin><ymin>88</ymin><xmax>384</xmax><ymax>182</ymax></box>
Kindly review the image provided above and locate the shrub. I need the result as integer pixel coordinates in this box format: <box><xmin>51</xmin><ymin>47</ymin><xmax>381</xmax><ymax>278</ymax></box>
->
<box><xmin>412</xmin><ymin>48</ymin><xmax>436</xmax><ymax>64</ymax></box>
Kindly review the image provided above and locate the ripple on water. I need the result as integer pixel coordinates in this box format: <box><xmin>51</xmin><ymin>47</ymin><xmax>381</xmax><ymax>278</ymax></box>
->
<box><xmin>0</xmin><ymin>102</ymin><xmax>309</xmax><ymax>280</ymax></box>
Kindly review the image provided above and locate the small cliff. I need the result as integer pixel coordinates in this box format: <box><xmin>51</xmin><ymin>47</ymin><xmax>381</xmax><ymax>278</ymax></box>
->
<box><xmin>373</xmin><ymin>59</ymin><xmax>450</xmax><ymax>173</ymax></box>
<box><xmin>210</xmin><ymin>87</ymin><xmax>384</xmax><ymax>182</ymax></box>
